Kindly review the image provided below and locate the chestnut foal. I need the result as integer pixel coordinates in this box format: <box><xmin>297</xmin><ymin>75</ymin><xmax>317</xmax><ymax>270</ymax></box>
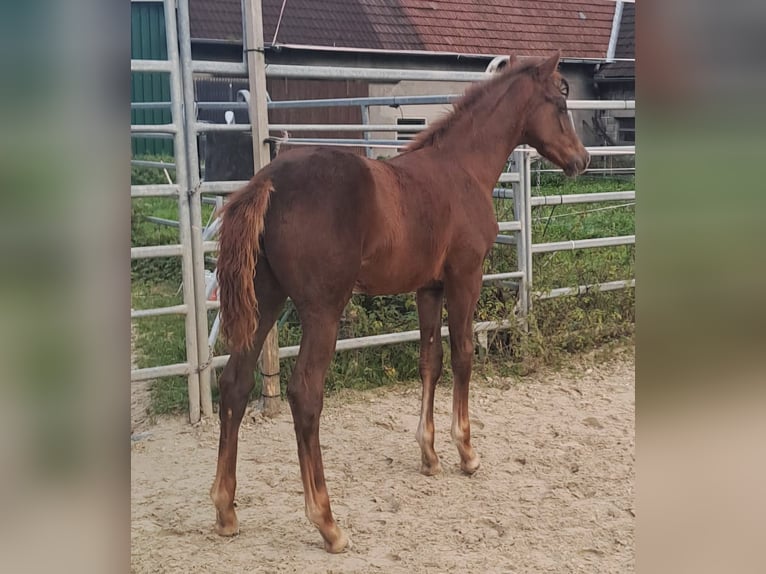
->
<box><xmin>212</xmin><ymin>53</ymin><xmax>589</xmax><ymax>552</ymax></box>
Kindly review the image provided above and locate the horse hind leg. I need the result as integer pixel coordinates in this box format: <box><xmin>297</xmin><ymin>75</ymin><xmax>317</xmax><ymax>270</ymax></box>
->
<box><xmin>287</xmin><ymin>306</ymin><xmax>349</xmax><ymax>553</ymax></box>
<box><xmin>415</xmin><ymin>286</ymin><xmax>445</xmax><ymax>476</ymax></box>
<box><xmin>211</xmin><ymin>260</ymin><xmax>286</xmax><ymax>536</ymax></box>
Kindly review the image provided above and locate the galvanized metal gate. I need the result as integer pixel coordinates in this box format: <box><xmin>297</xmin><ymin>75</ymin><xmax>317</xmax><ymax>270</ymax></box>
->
<box><xmin>130</xmin><ymin>0</ymin><xmax>635</xmax><ymax>422</ymax></box>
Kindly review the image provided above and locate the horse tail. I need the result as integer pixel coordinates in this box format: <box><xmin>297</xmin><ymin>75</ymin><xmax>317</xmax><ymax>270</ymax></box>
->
<box><xmin>217</xmin><ymin>173</ymin><xmax>275</xmax><ymax>352</ymax></box>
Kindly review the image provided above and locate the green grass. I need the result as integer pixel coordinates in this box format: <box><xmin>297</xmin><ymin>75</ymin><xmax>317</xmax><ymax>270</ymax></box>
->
<box><xmin>132</xmin><ymin>162</ymin><xmax>635</xmax><ymax>415</ymax></box>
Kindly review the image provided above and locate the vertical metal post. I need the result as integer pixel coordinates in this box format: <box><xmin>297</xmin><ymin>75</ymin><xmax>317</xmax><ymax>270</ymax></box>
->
<box><xmin>361</xmin><ymin>104</ymin><xmax>373</xmax><ymax>158</ymax></box>
<box><xmin>512</xmin><ymin>149</ymin><xmax>530</xmax><ymax>322</ymax></box>
<box><xmin>177</xmin><ymin>0</ymin><xmax>213</xmax><ymax>418</ymax></box>
<box><xmin>163</xmin><ymin>0</ymin><xmax>201</xmax><ymax>423</ymax></box>
<box><xmin>243</xmin><ymin>0</ymin><xmax>281</xmax><ymax>417</ymax></box>
<box><xmin>523</xmin><ymin>150</ymin><xmax>534</xmax><ymax>313</ymax></box>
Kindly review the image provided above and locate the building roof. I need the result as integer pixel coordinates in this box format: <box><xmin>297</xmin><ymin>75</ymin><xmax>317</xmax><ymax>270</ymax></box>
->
<box><xmin>189</xmin><ymin>0</ymin><xmax>617</xmax><ymax>59</ymax></box>
<box><xmin>595</xmin><ymin>1</ymin><xmax>634</xmax><ymax>80</ymax></box>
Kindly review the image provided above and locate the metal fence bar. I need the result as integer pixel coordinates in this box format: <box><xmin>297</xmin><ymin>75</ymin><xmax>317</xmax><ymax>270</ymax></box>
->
<box><xmin>131</xmin><ymin>101</ymin><xmax>172</xmax><ymax>110</ymax></box>
<box><xmin>534</xmin><ymin>167</ymin><xmax>635</xmax><ymax>175</ymax></box>
<box><xmin>131</xmin><ymin>244</ymin><xmax>183</xmax><ymax>259</ymax></box>
<box><xmin>361</xmin><ymin>104</ymin><xmax>373</xmax><ymax>158</ymax></box>
<box><xmin>199</xmin><ymin>181</ymin><xmax>249</xmax><ymax>194</ymax></box>
<box><xmin>535</xmin><ymin>279</ymin><xmax>635</xmax><ymax>300</ymax></box>
<box><xmin>196</xmin><ymin>123</ymin><xmax>429</xmax><ymax>133</ymax></box>
<box><xmin>161</xmin><ymin>0</ymin><xmax>202</xmax><ymax>423</ymax></box>
<box><xmin>132</xmin><ymin>97</ymin><xmax>634</xmax><ymax>112</ymax></box>
<box><xmin>530</xmin><ymin>191</ymin><xmax>635</xmax><ymax>206</ymax></box>
<box><xmin>265</xmin><ymin>65</ymin><xmax>489</xmax><ymax>82</ymax></box>
<box><xmin>532</xmin><ymin>235</ymin><xmax>636</xmax><ymax>254</ymax></box>
<box><xmin>274</xmin><ymin>138</ymin><xmax>406</xmax><ymax>148</ymax></box>
<box><xmin>192</xmin><ymin>60</ymin><xmax>248</xmax><ymax>75</ymax></box>
<box><xmin>178</xmin><ymin>0</ymin><xmax>213</xmax><ymax>418</ymax></box>
<box><xmin>132</xmin><ymin>362</ymin><xmax>191</xmax><ymax>382</ymax></box>
<box><xmin>511</xmin><ymin>150</ymin><xmax>531</xmax><ymax>318</ymax></box>
<box><xmin>498</xmin><ymin>173</ymin><xmax>521</xmax><ymax>183</ymax></box>
<box><xmin>131</xmin><ymin>59</ymin><xmax>173</xmax><ymax>73</ymax></box>
<box><xmin>131</xmin><ymin>184</ymin><xmax>179</xmax><ymax>198</ymax></box>
<box><xmin>483</xmin><ymin>271</ymin><xmax>525</xmax><ymax>282</ymax></box>
<box><xmin>131</xmin><ymin>304</ymin><xmax>188</xmax><ymax>319</ymax></box>
<box><xmin>145</xmin><ymin>216</ymin><xmax>179</xmax><ymax>227</ymax></box>
<box><xmin>131</xmin><ymin>123</ymin><xmax>178</xmax><ymax>134</ymax></box>
<box><xmin>131</xmin><ymin>132</ymin><xmax>175</xmax><ymax>139</ymax></box>
<box><xmin>132</xmin><ymin>159</ymin><xmax>177</xmax><ymax>169</ymax></box>
<box><xmin>497</xmin><ymin>221</ymin><xmax>522</xmax><ymax>232</ymax></box>
<box><xmin>528</xmin><ymin>146</ymin><xmax>635</xmax><ymax>158</ymax></box>
<box><xmin>209</xmin><ymin>319</ymin><xmax>515</xmax><ymax>369</ymax></box>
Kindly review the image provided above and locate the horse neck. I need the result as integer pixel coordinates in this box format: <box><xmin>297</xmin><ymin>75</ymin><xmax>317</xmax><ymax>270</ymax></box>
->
<box><xmin>427</xmin><ymin>77</ymin><xmax>533</xmax><ymax>191</ymax></box>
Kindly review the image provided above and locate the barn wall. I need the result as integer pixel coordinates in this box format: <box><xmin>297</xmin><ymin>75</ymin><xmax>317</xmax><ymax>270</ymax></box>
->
<box><xmin>131</xmin><ymin>1</ymin><xmax>173</xmax><ymax>157</ymax></box>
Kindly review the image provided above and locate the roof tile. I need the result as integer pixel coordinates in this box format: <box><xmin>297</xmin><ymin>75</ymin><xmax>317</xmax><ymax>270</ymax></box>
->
<box><xmin>189</xmin><ymin>0</ymin><xmax>616</xmax><ymax>59</ymax></box>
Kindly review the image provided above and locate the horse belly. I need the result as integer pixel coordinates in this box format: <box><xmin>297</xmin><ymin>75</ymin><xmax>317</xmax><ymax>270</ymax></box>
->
<box><xmin>354</xmin><ymin>252</ymin><xmax>442</xmax><ymax>295</ymax></box>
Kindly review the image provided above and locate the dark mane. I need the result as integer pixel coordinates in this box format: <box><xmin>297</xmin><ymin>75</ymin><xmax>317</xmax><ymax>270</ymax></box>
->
<box><xmin>404</xmin><ymin>60</ymin><xmax>538</xmax><ymax>152</ymax></box>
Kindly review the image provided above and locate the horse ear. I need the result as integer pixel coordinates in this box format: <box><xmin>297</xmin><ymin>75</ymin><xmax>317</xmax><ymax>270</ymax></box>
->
<box><xmin>536</xmin><ymin>51</ymin><xmax>561</xmax><ymax>80</ymax></box>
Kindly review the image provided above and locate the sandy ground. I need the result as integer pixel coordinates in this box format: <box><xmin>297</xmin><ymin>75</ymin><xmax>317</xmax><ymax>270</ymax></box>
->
<box><xmin>131</xmin><ymin>349</ymin><xmax>634</xmax><ymax>573</ymax></box>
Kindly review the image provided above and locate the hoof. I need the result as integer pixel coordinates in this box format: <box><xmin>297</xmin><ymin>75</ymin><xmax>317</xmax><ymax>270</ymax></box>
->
<box><xmin>420</xmin><ymin>461</ymin><xmax>443</xmax><ymax>476</ymax></box>
<box><xmin>461</xmin><ymin>456</ymin><xmax>481</xmax><ymax>475</ymax></box>
<box><xmin>324</xmin><ymin>528</ymin><xmax>350</xmax><ymax>554</ymax></box>
<box><xmin>214</xmin><ymin>514</ymin><xmax>240</xmax><ymax>537</ymax></box>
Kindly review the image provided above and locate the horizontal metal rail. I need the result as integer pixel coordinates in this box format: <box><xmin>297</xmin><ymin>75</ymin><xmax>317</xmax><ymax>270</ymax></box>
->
<box><xmin>145</xmin><ymin>216</ymin><xmax>179</xmax><ymax>228</ymax></box>
<box><xmin>131</xmin><ymin>244</ymin><xmax>183</xmax><ymax>259</ymax></box>
<box><xmin>497</xmin><ymin>173</ymin><xmax>521</xmax><ymax>184</ymax></box>
<box><xmin>131</xmin><ymin>184</ymin><xmax>179</xmax><ymax>198</ymax></box>
<box><xmin>132</xmin><ymin>96</ymin><xmax>635</xmax><ymax>113</ymax></box>
<box><xmin>131</xmin><ymin>300</ymin><xmax>219</xmax><ymax>320</ymax></box>
<box><xmin>494</xmin><ymin>235</ymin><xmax>516</xmax><ymax>245</ymax></box>
<box><xmin>210</xmin><ymin>319</ymin><xmax>514</xmax><ymax>369</ymax></box>
<box><xmin>530</xmin><ymin>191</ymin><xmax>635</xmax><ymax>206</ymax></box>
<box><xmin>534</xmin><ymin>167</ymin><xmax>635</xmax><ymax>175</ymax></box>
<box><xmin>535</xmin><ymin>279</ymin><xmax>635</xmax><ymax>300</ymax></box>
<box><xmin>132</xmin><ymin>159</ymin><xmax>177</xmax><ymax>170</ymax></box>
<box><xmin>266</xmin><ymin>65</ymin><xmax>489</xmax><ymax>82</ymax></box>
<box><xmin>131</xmin><ymin>133</ymin><xmax>175</xmax><ymax>140</ymax></box>
<box><xmin>275</xmin><ymin>138</ymin><xmax>405</xmax><ymax>148</ymax></box>
<box><xmin>131</xmin><ymin>304</ymin><xmax>188</xmax><ymax>319</ymax></box>
<box><xmin>131</xmin><ymin>362</ymin><xmax>191</xmax><ymax>382</ymax></box>
<box><xmin>196</xmin><ymin>122</ymin><xmax>429</xmax><ymax>133</ymax></box>
<box><xmin>131</xmin><ymin>123</ymin><xmax>178</xmax><ymax>134</ymax></box>
<box><xmin>527</xmin><ymin>145</ymin><xmax>635</xmax><ymax>157</ymax></box>
<box><xmin>268</xmin><ymin>94</ymin><xmax>457</xmax><ymax>109</ymax></box>
<box><xmin>532</xmin><ymin>235</ymin><xmax>635</xmax><ymax>254</ymax></box>
<box><xmin>199</xmin><ymin>181</ymin><xmax>248</xmax><ymax>194</ymax></box>
<box><xmin>483</xmin><ymin>271</ymin><xmax>524</xmax><ymax>281</ymax></box>
<box><xmin>131</xmin><ymin>59</ymin><xmax>173</xmax><ymax>73</ymax></box>
<box><xmin>497</xmin><ymin>221</ymin><xmax>522</xmax><ymax>232</ymax></box>
<box><xmin>192</xmin><ymin>60</ymin><xmax>248</xmax><ymax>75</ymax></box>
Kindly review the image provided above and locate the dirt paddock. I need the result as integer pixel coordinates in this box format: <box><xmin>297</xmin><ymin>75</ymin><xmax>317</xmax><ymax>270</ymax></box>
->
<box><xmin>131</xmin><ymin>349</ymin><xmax>634</xmax><ymax>573</ymax></box>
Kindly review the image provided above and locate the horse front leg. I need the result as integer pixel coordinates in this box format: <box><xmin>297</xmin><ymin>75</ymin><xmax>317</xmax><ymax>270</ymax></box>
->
<box><xmin>445</xmin><ymin>270</ymin><xmax>482</xmax><ymax>474</ymax></box>
<box><xmin>415</xmin><ymin>285</ymin><xmax>445</xmax><ymax>475</ymax></box>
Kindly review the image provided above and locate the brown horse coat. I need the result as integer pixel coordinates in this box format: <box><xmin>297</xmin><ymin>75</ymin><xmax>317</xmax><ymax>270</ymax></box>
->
<box><xmin>212</xmin><ymin>53</ymin><xmax>589</xmax><ymax>553</ymax></box>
